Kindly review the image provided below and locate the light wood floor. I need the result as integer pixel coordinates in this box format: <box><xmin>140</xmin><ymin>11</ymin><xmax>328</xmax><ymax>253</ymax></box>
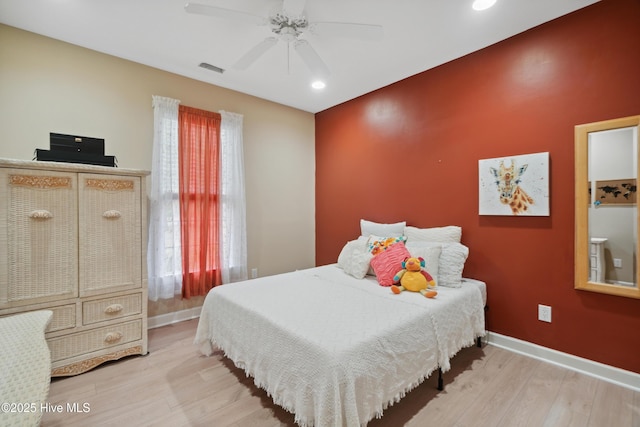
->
<box><xmin>42</xmin><ymin>319</ymin><xmax>640</xmax><ymax>427</ymax></box>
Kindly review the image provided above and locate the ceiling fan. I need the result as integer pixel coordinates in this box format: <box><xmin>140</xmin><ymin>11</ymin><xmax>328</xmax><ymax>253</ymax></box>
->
<box><xmin>185</xmin><ymin>0</ymin><xmax>383</xmax><ymax>79</ymax></box>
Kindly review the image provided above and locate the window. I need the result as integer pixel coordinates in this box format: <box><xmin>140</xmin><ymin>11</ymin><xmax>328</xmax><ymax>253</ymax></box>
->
<box><xmin>149</xmin><ymin>97</ymin><xmax>247</xmax><ymax>301</ymax></box>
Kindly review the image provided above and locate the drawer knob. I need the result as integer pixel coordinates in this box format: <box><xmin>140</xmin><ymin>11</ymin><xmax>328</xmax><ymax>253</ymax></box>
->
<box><xmin>104</xmin><ymin>332</ymin><xmax>123</xmax><ymax>343</ymax></box>
<box><xmin>102</xmin><ymin>210</ymin><xmax>122</xmax><ymax>219</ymax></box>
<box><xmin>29</xmin><ymin>210</ymin><xmax>53</xmax><ymax>220</ymax></box>
<box><xmin>104</xmin><ymin>304</ymin><xmax>124</xmax><ymax>314</ymax></box>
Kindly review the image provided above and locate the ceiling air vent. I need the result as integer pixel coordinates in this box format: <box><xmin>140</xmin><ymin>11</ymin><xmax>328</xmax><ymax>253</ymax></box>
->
<box><xmin>198</xmin><ymin>62</ymin><xmax>225</xmax><ymax>74</ymax></box>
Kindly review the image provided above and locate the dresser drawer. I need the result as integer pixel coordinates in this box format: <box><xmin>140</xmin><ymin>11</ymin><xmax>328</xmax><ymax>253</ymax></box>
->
<box><xmin>46</xmin><ymin>304</ymin><xmax>77</xmax><ymax>332</ymax></box>
<box><xmin>48</xmin><ymin>319</ymin><xmax>142</xmax><ymax>362</ymax></box>
<box><xmin>82</xmin><ymin>293</ymin><xmax>142</xmax><ymax>325</ymax></box>
<box><xmin>1</xmin><ymin>304</ymin><xmax>76</xmax><ymax>333</ymax></box>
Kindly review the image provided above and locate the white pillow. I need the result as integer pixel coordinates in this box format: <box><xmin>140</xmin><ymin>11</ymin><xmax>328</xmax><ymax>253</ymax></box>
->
<box><xmin>404</xmin><ymin>225</ymin><xmax>462</xmax><ymax>243</ymax></box>
<box><xmin>337</xmin><ymin>238</ymin><xmax>372</xmax><ymax>279</ymax></box>
<box><xmin>405</xmin><ymin>241</ymin><xmax>469</xmax><ymax>287</ymax></box>
<box><xmin>360</xmin><ymin>219</ymin><xmax>406</xmax><ymax>237</ymax></box>
<box><xmin>405</xmin><ymin>244</ymin><xmax>441</xmax><ymax>285</ymax></box>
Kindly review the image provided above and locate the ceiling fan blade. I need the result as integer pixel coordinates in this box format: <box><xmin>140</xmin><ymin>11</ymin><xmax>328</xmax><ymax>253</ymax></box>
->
<box><xmin>310</xmin><ymin>22</ymin><xmax>384</xmax><ymax>41</ymax></box>
<box><xmin>233</xmin><ymin>37</ymin><xmax>279</xmax><ymax>70</ymax></box>
<box><xmin>185</xmin><ymin>2</ymin><xmax>265</xmax><ymax>26</ymax></box>
<box><xmin>293</xmin><ymin>40</ymin><xmax>330</xmax><ymax>78</ymax></box>
<box><xmin>282</xmin><ymin>0</ymin><xmax>306</xmax><ymax>17</ymax></box>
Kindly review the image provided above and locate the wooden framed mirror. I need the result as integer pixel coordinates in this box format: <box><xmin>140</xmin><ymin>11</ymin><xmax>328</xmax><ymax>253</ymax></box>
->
<box><xmin>575</xmin><ymin>115</ymin><xmax>640</xmax><ymax>298</ymax></box>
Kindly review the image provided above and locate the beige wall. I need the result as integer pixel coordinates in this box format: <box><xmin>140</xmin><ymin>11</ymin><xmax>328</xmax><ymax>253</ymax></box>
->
<box><xmin>0</xmin><ymin>24</ymin><xmax>316</xmax><ymax>316</ymax></box>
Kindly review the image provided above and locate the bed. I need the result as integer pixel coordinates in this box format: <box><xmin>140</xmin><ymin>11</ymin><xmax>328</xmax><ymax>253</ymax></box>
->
<box><xmin>194</xmin><ymin>262</ymin><xmax>486</xmax><ymax>427</ymax></box>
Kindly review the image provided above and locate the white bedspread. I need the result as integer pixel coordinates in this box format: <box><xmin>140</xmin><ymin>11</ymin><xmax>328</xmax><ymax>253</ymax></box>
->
<box><xmin>0</xmin><ymin>310</ymin><xmax>52</xmax><ymax>427</ymax></box>
<box><xmin>195</xmin><ymin>265</ymin><xmax>485</xmax><ymax>427</ymax></box>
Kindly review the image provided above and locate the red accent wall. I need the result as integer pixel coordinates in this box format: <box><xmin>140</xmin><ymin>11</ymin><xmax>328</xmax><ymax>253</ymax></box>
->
<box><xmin>315</xmin><ymin>0</ymin><xmax>640</xmax><ymax>373</ymax></box>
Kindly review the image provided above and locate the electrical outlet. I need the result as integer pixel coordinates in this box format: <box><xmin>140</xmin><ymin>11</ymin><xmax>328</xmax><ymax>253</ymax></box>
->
<box><xmin>538</xmin><ymin>304</ymin><xmax>552</xmax><ymax>323</ymax></box>
<box><xmin>614</xmin><ymin>258</ymin><xmax>622</xmax><ymax>268</ymax></box>
<box><xmin>251</xmin><ymin>268</ymin><xmax>258</xmax><ymax>279</ymax></box>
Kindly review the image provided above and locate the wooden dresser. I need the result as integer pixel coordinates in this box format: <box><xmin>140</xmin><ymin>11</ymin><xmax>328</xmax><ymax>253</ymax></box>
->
<box><xmin>0</xmin><ymin>158</ymin><xmax>149</xmax><ymax>376</ymax></box>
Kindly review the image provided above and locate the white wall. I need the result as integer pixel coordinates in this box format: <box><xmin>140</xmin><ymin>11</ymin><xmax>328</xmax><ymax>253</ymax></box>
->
<box><xmin>0</xmin><ymin>24</ymin><xmax>316</xmax><ymax>315</ymax></box>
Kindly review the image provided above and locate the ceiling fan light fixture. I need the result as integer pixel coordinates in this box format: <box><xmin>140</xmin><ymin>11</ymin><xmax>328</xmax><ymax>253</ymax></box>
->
<box><xmin>270</xmin><ymin>13</ymin><xmax>308</xmax><ymax>39</ymax></box>
<box><xmin>311</xmin><ymin>80</ymin><xmax>326</xmax><ymax>90</ymax></box>
<box><xmin>472</xmin><ymin>0</ymin><xmax>497</xmax><ymax>11</ymax></box>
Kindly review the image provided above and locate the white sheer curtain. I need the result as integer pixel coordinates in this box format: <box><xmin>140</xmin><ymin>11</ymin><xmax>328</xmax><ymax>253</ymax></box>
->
<box><xmin>219</xmin><ymin>110</ymin><xmax>248</xmax><ymax>283</ymax></box>
<box><xmin>148</xmin><ymin>95</ymin><xmax>182</xmax><ymax>301</ymax></box>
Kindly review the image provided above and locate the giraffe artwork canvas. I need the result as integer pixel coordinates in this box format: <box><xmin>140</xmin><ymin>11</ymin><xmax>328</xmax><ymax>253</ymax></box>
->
<box><xmin>478</xmin><ymin>152</ymin><xmax>550</xmax><ymax>216</ymax></box>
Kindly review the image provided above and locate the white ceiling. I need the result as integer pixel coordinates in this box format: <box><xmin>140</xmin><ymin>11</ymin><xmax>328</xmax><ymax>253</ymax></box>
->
<box><xmin>0</xmin><ymin>0</ymin><xmax>599</xmax><ymax>114</ymax></box>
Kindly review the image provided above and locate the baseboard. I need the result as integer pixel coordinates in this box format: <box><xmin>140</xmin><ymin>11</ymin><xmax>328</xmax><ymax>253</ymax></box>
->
<box><xmin>486</xmin><ymin>332</ymin><xmax>640</xmax><ymax>392</ymax></box>
<box><xmin>147</xmin><ymin>307</ymin><xmax>202</xmax><ymax>329</ymax></box>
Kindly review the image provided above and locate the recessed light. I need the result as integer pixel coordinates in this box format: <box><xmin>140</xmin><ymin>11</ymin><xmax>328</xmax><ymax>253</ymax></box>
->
<box><xmin>472</xmin><ymin>0</ymin><xmax>496</xmax><ymax>11</ymax></box>
<box><xmin>311</xmin><ymin>80</ymin><xmax>326</xmax><ymax>90</ymax></box>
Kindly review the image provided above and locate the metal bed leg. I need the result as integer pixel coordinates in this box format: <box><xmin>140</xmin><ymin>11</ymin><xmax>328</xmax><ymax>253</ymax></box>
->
<box><xmin>477</xmin><ymin>305</ymin><xmax>489</xmax><ymax>348</ymax></box>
